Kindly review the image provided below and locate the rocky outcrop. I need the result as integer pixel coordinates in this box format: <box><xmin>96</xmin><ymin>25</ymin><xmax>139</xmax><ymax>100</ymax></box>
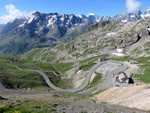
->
<box><xmin>125</xmin><ymin>33</ymin><xmax>141</xmax><ymax>46</ymax></box>
<box><xmin>0</xmin><ymin>96</ymin><xmax>8</xmax><ymax>100</ymax></box>
<box><xmin>88</xmin><ymin>21</ymin><xmax>111</xmax><ymax>31</ymax></box>
<box><xmin>139</xmin><ymin>28</ymin><xmax>150</xmax><ymax>37</ymax></box>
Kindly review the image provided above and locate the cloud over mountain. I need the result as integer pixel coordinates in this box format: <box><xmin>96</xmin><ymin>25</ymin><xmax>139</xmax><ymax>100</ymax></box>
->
<box><xmin>0</xmin><ymin>4</ymin><xmax>29</xmax><ymax>24</ymax></box>
<box><xmin>125</xmin><ymin>0</ymin><xmax>141</xmax><ymax>13</ymax></box>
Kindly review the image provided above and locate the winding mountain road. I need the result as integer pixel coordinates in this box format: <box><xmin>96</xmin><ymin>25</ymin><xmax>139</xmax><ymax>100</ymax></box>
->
<box><xmin>100</xmin><ymin>60</ymin><xmax>128</xmax><ymax>89</ymax></box>
<box><xmin>0</xmin><ymin>60</ymin><xmax>128</xmax><ymax>94</ymax></box>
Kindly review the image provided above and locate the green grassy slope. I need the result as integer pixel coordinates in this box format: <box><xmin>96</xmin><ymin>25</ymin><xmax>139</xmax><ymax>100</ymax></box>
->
<box><xmin>0</xmin><ymin>56</ymin><xmax>74</xmax><ymax>90</ymax></box>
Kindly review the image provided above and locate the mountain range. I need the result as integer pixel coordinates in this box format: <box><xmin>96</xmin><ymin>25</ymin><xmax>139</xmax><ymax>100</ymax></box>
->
<box><xmin>0</xmin><ymin>8</ymin><xmax>150</xmax><ymax>54</ymax></box>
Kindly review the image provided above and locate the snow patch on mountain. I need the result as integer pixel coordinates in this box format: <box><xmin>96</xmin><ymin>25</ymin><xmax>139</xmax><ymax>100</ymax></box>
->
<box><xmin>146</xmin><ymin>8</ymin><xmax>150</xmax><ymax>12</ymax></box>
<box><xmin>121</xmin><ymin>20</ymin><xmax>128</xmax><ymax>23</ymax></box>
<box><xmin>141</xmin><ymin>14</ymin><xmax>150</xmax><ymax>18</ymax></box>
<box><xmin>77</xmin><ymin>15</ymin><xmax>83</xmax><ymax>18</ymax></box>
<box><xmin>141</xmin><ymin>8</ymin><xmax>150</xmax><ymax>18</ymax></box>
<box><xmin>18</xmin><ymin>21</ymin><xmax>26</xmax><ymax>27</ymax></box>
<box><xmin>130</xmin><ymin>15</ymin><xmax>135</xmax><ymax>18</ymax></box>
<box><xmin>107</xmin><ymin>32</ymin><xmax>117</xmax><ymax>36</ymax></box>
<box><xmin>111</xmin><ymin>53</ymin><xmax>125</xmax><ymax>57</ymax></box>
<box><xmin>28</xmin><ymin>14</ymin><xmax>35</xmax><ymax>24</ymax></box>
<box><xmin>47</xmin><ymin>18</ymin><xmax>55</xmax><ymax>28</ymax></box>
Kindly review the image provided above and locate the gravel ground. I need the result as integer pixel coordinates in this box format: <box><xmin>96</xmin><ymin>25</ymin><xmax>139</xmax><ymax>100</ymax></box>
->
<box><xmin>56</xmin><ymin>99</ymin><xmax>147</xmax><ymax>113</ymax></box>
<box><xmin>94</xmin><ymin>85</ymin><xmax>150</xmax><ymax>111</ymax></box>
<box><xmin>0</xmin><ymin>92</ymin><xmax>148</xmax><ymax>113</ymax></box>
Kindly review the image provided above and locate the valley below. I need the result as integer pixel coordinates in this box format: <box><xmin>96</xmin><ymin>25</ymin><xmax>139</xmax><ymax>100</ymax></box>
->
<box><xmin>0</xmin><ymin>54</ymin><xmax>150</xmax><ymax>113</ymax></box>
<box><xmin>0</xmin><ymin>8</ymin><xmax>150</xmax><ymax>113</ymax></box>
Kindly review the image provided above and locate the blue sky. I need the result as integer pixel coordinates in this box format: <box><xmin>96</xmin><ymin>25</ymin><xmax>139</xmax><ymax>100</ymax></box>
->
<box><xmin>0</xmin><ymin>0</ymin><xmax>150</xmax><ymax>18</ymax></box>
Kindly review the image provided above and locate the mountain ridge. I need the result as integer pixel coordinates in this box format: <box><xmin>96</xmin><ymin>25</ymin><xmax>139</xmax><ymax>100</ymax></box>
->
<box><xmin>22</xmin><ymin>17</ymin><xmax>150</xmax><ymax>62</ymax></box>
<box><xmin>0</xmin><ymin>12</ymin><xmax>100</xmax><ymax>54</ymax></box>
<box><xmin>0</xmin><ymin>8</ymin><xmax>150</xmax><ymax>55</ymax></box>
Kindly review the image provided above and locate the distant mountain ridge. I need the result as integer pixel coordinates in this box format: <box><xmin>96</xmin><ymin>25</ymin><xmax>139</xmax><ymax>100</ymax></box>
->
<box><xmin>112</xmin><ymin>11</ymin><xmax>142</xmax><ymax>22</ymax></box>
<box><xmin>0</xmin><ymin>12</ymin><xmax>101</xmax><ymax>54</ymax></box>
<box><xmin>112</xmin><ymin>8</ymin><xmax>150</xmax><ymax>22</ymax></box>
<box><xmin>0</xmin><ymin>8</ymin><xmax>150</xmax><ymax>54</ymax></box>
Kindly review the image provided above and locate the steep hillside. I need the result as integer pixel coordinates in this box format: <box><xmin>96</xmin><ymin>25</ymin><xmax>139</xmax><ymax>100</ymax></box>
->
<box><xmin>22</xmin><ymin>46</ymin><xmax>73</xmax><ymax>62</ymax></box>
<box><xmin>66</xmin><ymin>17</ymin><xmax>150</xmax><ymax>57</ymax></box>
<box><xmin>23</xmin><ymin>17</ymin><xmax>150</xmax><ymax>62</ymax></box>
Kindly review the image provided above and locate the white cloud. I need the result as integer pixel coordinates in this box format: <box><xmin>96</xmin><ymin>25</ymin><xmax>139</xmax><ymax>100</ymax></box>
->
<box><xmin>0</xmin><ymin>4</ymin><xmax>29</xmax><ymax>24</ymax></box>
<box><xmin>125</xmin><ymin>0</ymin><xmax>141</xmax><ymax>13</ymax></box>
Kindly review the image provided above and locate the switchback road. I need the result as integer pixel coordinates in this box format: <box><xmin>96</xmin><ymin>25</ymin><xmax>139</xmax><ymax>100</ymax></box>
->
<box><xmin>0</xmin><ymin>60</ymin><xmax>128</xmax><ymax>94</ymax></box>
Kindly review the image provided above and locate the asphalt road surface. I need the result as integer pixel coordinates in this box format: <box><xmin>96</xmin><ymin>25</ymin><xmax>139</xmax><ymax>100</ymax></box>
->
<box><xmin>0</xmin><ymin>60</ymin><xmax>128</xmax><ymax>94</ymax></box>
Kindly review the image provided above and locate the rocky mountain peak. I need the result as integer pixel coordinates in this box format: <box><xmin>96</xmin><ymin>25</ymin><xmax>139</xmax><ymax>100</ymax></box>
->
<box><xmin>1</xmin><ymin>8</ymin><xmax>150</xmax><ymax>54</ymax></box>
<box><xmin>112</xmin><ymin>10</ymin><xmax>142</xmax><ymax>22</ymax></box>
<box><xmin>141</xmin><ymin>8</ymin><xmax>150</xmax><ymax>18</ymax></box>
<box><xmin>0</xmin><ymin>11</ymin><xmax>102</xmax><ymax>54</ymax></box>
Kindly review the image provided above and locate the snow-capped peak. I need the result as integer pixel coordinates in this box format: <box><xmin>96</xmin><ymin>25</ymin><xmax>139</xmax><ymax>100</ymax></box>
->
<box><xmin>130</xmin><ymin>15</ymin><xmax>135</xmax><ymax>18</ymax></box>
<box><xmin>27</xmin><ymin>14</ymin><xmax>35</xmax><ymax>23</ymax></box>
<box><xmin>146</xmin><ymin>8</ymin><xmax>150</xmax><ymax>12</ymax></box>
<box><xmin>76</xmin><ymin>15</ymin><xmax>83</xmax><ymax>18</ymax></box>
<box><xmin>86</xmin><ymin>13</ymin><xmax>101</xmax><ymax>23</ymax></box>
<box><xmin>112</xmin><ymin>11</ymin><xmax>142</xmax><ymax>22</ymax></box>
<box><xmin>121</xmin><ymin>20</ymin><xmax>128</xmax><ymax>23</ymax></box>
<box><xmin>87</xmin><ymin>13</ymin><xmax>95</xmax><ymax>17</ymax></box>
<box><xmin>141</xmin><ymin>8</ymin><xmax>150</xmax><ymax>18</ymax></box>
